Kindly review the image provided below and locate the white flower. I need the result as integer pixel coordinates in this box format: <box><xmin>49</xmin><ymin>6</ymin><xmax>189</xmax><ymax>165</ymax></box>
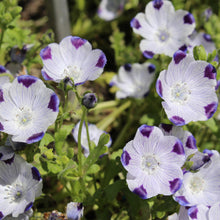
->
<box><xmin>110</xmin><ymin>63</ymin><xmax>155</xmax><ymax>99</ymax></box>
<box><xmin>72</xmin><ymin>121</ymin><xmax>112</xmax><ymax>157</ymax></box>
<box><xmin>156</xmin><ymin>50</ymin><xmax>218</xmax><ymax>126</ymax></box>
<box><xmin>66</xmin><ymin>202</ymin><xmax>84</xmax><ymax>220</ymax></box>
<box><xmin>40</xmin><ymin>36</ymin><xmax>106</xmax><ymax>85</ymax></box>
<box><xmin>0</xmin><ymin>154</ymin><xmax>42</xmax><ymax>218</ymax></box>
<box><xmin>168</xmin><ymin>206</ymin><xmax>190</xmax><ymax>220</ymax></box>
<box><xmin>174</xmin><ymin>151</ymin><xmax>220</xmax><ymax>207</ymax></box>
<box><xmin>97</xmin><ymin>0</ymin><xmax>126</xmax><ymax>21</ymax></box>
<box><xmin>131</xmin><ymin>0</ymin><xmax>195</xmax><ymax>57</ymax></box>
<box><xmin>0</xmin><ymin>75</ymin><xmax>59</xmax><ymax>143</ymax></box>
<box><xmin>121</xmin><ymin>125</ymin><xmax>185</xmax><ymax>199</ymax></box>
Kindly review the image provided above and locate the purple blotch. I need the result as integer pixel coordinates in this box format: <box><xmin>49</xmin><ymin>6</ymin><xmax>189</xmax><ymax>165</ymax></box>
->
<box><xmin>186</xmin><ymin>135</ymin><xmax>197</xmax><ymax>149</ymax></box>
<box><xmin>0</xmin><ymin>212</ymin><xmax>4</xmax><ymax>220</ymax></box>
<box><xmin>139</xmin><ymin>125</ymin><xmax>154</xmax><ymax>138</ymax></box>
<box><xmin>77</xmin><ymin>203</ymin><xmax>83</xmax><ymax>211</ymax></box>
<box><xmin>4</xmin><ymin>155</ymin><xmax>15</xmax><ymax>165</ymax></box>
<box><xmin>42</xmin><ymin>70</ymin><xmax>54</xmax><ymax>81</ymax></box>
<box><xmin>173</xmin><ymin>50</ymin><xmax>186</xmax><ymax>64</ymax></box>
<box><xmin>95</xmin><ymin>52</ymin><xmax>107</xmax><ymax>68</ymax></box>
<box><xmin>0</xmin><ymin>65</ymin><xmax>7</xmax><ymax>73</ymax></box>
<box><xmin>156</xmin><ymin>80</ymin><xmax>163</xmax><ymax>97</ymax></box>
<box><xmin>161</xmin><ymin>123</ymin><xmax>173</xmax><ymax>133</ymax></box>
<box><xmin>203</xmin><ymin>149</ymin><xmax>213</xmax><ymax>157</ymax></box>
<box><xmin>172</xmin><ymin>140</ymin><xmax>184</xmax><ymax>155</ymax></box>
<box><xmin>153</xmin><ymin>0</ymin><xmax>163</xmax><ymax>10</ymax></box>
<box><xmin>175</xmin><ymin>196</ymin><xmax>189</xmax><ymax>206</ymax></box>
<box><xmin>130</xmin><ymin>18</ymin><xmax>141</xmax><ymax>29</ymax></box>
<box><xmin>26</xmin><ymin>132</ymin><xmax>44</xmax><ymax>144</ymax></box>
<box><xmin>32</xmin><ymin>166</ymin><xmax>42</xmax><ymax>181</ymax></box>
<box><xmin>121</xmin><ymin>150</ymin><xmax>131</xmax><ymax>166</ymax></box>
<box><xmin>204</xmin><ymin>64</ymin><xmax>216</xmax><ymax>80</ymax></box>
<box><xmin>71</xmin><ymin>36</ymin><xmax>87</xmax><ymax>49</ymax></box>
<box><xmin>179</xmin><ymin>44</ymin><xmax>187</xmax><ymax>53</ymax></box>
<box><xmin>48</xmin><ymin>93</ymin><xmax>59</xmax><ymax>112</ymax></box>
<box><xmin>148</xmin><ymin>64</ymin><xmax>155</xmax><ymax>73</ymax></box>
<box><xmin>204</xmin><ymin>102</ymin><xmax>217</xmax><ymax>119</ymax></box>
<box><xmin>184</xmin><ymin>13</ymin><xmax>195</xmax><ymax>24</ymax></box>
<box><xmin>188</xmin><ymin>206</ymin><xmax>198</xmax><ymax>219</ymax></box>
<box><xmin>124</xmin><ymin>63</ymin><xmax>132</xmax><ymax>71</ymax></box>
<box><xmin>40</xmin><ymin>46</ymin><xmax>52</xmax><ymax>60</ymax></box>
<box><xmin>143</xmin><ymin>50</ymin><xmax>154</xmax><ymax>59</ymax></box>
<box><xmin>24</xmin><ymin>202</ymin><xmax>33</xmax><ymax>212</ymax></box>
<box><xmin>133</xmin><ymin>185</ymin><xmax>147</xmax><ymax>199</ymax></box>
<box><xmin>0</xmin><ymin>89</ymin><xmax>4</xmax><ymax>102</ymax></box>
<box><xmin>170</xmin><ymin>116</ymin><xmax>185</xmax><ymax>126</ymax></box>
<box><xmin>17</xmin><ymin>75</ymin><xmax>37</xmax><ymax>88</ymax></box>
<box><xmin>203</xmin><ymin>33</ymin><xmax>213</xmax><ymax>42</ymax></box>
<box><xmin>169</xmin><ymin>178</ymin><xmax>182</xmax><ymax>193</ymax></box>
<box><xmin>0</xmin><ymin>122</ymin><xmax>3</xmax><ymax>131</ymax></box>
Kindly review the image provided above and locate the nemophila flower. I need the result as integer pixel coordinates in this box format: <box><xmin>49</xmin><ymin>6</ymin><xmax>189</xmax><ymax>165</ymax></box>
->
<box><xmin>130</xmin><ymin>0</ymin><xmax>195</xmax><ymax>58</ymax></box>
<box><xmin>0</xmin><ymin>75</ymin><xmax>59</xmax><ymax>143</ymax></box>
<box><xmin>0</xmin><ymin>154</ymin><xmax>42</xmax><ymax>218</ymax></box>
<box><xmin>188</xmin><ymin>32</ymin><xmax>216</xmax><ymax>55</ymax></box>
<box><xmin>174</xmin><ymin>150</ymin><xmax>220</xmax><ymax>207</ymax></box>
<box><xmin>110</xmin><ymin>63</ymin><xmax>156</xmax><ymax>99</ymax></box>
<box><xmin>156</xmin><ymin>50</ymin><xmax>218</xmax><ymax>126</ymax></box>
<box><xmin>159</xmin><ymin>124</ymin><xmax>197</xmax><ymax>158</ymax></box>
<box><xmin>97</xmin><ymin>0</ymin><xmax>126</xmax><ymax>21</ymax></box>
<box><xmin>168</xmin><ymin>206</ymin><xmax>190</xmax><ymax>220</ymax></box>
<box><xmin>66</xmin><ymin>202</ymin><xmax>84</xmax><ymax>220</ymax></box>
<box><xmin>121</xmin><ymin>125</ymin><xmax>185</xmax><ymax>199</ymax></box>
<box><xmin>40</xmin><ymin>36</ymin><xmax>106</xmax><ymax>85</ymax></box>
<box><xmin>72</xmin><ymin>121</ymin><xmax>112</xmax><ymax>157</ymax></box>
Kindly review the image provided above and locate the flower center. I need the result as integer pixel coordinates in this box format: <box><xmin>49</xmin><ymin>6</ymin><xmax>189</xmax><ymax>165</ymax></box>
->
<box><xmin>158</xmin><ymin>30</ymin><xmax>170</xmax><ymax>42</ymax></box>
<box><xmin>4</xmin><ymin>184</ymin><xmax>24</xmax><ymax>203</ymax></box>
<box><xmin>16</xmin><ymin>107</ymin><xmax>33</xmax><ymax>127</ymax></box>
<box><xmin>142</xmin><ymin>155</ymin><xmax>159</xmax><ymax>175</ymax></box>
<box><xmin>171</xmin><ymin>82</ymin><xmax>191</xmax><ymax>104</ymax></box>
<box><xmin>63</xmin><ymin>65</ymin><xmax>82</xmax><ymax>82</ymax></box>
<box><xmin>188</xmin><ymin>176</ymin><xmax>204</xmax><ymax>194</ymax></box>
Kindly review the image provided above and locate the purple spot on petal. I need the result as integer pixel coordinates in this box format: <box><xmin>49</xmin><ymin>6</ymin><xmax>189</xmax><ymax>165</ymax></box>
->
<box><xmin>26</xmin><ymin>132</ymin><xmax>44</xmax><ymax>144</ymax></box>
<box><xmin>0</xmin><ymin>122</ymin><xmax>3</xmax><ymax>131</ymax></box>
<box><xmin>40</xmin><ymin>46</ymin><xmax>52</xmax><ymax>60</ymax></box>
<box><xmin>17</xmin><ymin>75</ymin><xmax>37</xmax><ymax>88</ymax></box>
<box><xmin>170</xmin><ymin>116</ymin><xmax>185</xmax><ymax>126</ymax></box>
<box><xmin>133</xmin><ymin>185</ymin><xmax>147</xmax><ymax>199</ymax></box>
<box><xmin>0</xmin><ymin>89</ymin><xmax>4</xmax><ymax>102</ymax></box>
<box><xmin>203</xmin><ymin>149</ymin><xmax>213</xmax><ymax>157</ymax></box>
<box><xmin>95</xmin><ymin>52</ymin><xmax>107</xmax><ymax>68</ymax></box>
<box><xmin>124</xmin><ymin>63</ymin><xmax>132</xmax><ymax>71</ymax></box>
<box><xmin>0</xmin><ymin>65</ymin><xmax>7</xmax><ymax>73</ymax></box>
<box><xmin>121</xmin><ymin>150</ymin><xmax>131</xmax><ymax>166</ymax></box>
<box><xmin>48</xmin><ymin>93</ymin><xmax>59</xmax><ymax>112</ymax></box>
<box><xmin>175</xmin><ymin>196</ymin><xmax>190</xmax><ymax>206</ymax></box>
<box><xmin>77</xmin><ymin>203</ymin><xmax>83</xmax><ymax>211</ymax></box>
<box><xmin>172</xmin><ymin>140</ymin><xmax>184</xmax><ymax>155</ymax></box>
<box><xmin>160</xmin><ymin>123</ymin><xmax>173</xmax><ymax>133</ymax></box>
<box><xmin>186</xmin><ymin>135</ymin><xmax>197</xmax><ymax>149</ymax></box>
<box><xmin>0</xmin><ymin>212</ymin><xmax>4</xmax><ymax>220</ymax></box>
<box><xmin>130</xmin><ymin>18</ymin><xmax>141</xmax><ymax>29</ymax></box>
<box><xmin>153</xmin><ymin>0</ymin><xmax>163</xmax><ymax>10</ymax></box>
<box><xmin>184</xmin><ymin>13</ymin><xmax>195</xmax><ymax>24</ymax></box>
<box><xmin>148</xmin><ymin>64</ymin><xmax>155</xmax><ymax>73</ymax></box>
<box><xmin>71</xmin><ymin>36</ymin><xmax>87</xmax><ymax>49</ymax></box>
<box><xmin>156</xmin><ymin>79</ymin><xmax>163</xmax><ymax>98</ymax></box>
<box><xmin>204</xmin><ymin>102</ymin><xmax>218</xmax><ymax>119</ymax></box>
<box><xmin>204</xmin><ymin>64</ymin><xmax>216</xmax><ymax>79</ymax></box>
<box><xmin>32</xmin><ymin>167</ymin><xmax>42</xmax><ymax>181</ymax></box>
<box><xmin>139</xmin><ymin>125</ymin><xmax>154</xmax><ymax>138</ymax></box>
<box><xmin>4</xmin><ymin>155</ymin><xmax>15</xmax><ymax>165</ymax></box>
<box><xmin>24</xmin><ymin>202</ymin><xmax>33</xmax><ymax>212</ymax></box>
<box><xmin>173</xmin><ymin>50</ymin><xmax>186</xmax><ymax>64</ymax></box>
<box><xmin>179</xmin><ymin>44</ymin><xmax>188</xmax><ymax>53</ymax></box>
<box><xmin>143</xmin><ymin>50</ymin><xmax>154</xmax><ymax>59</ymax></box>
<box><xmin>203</xmin><ymin>33</ymin><xmax>213</xmax><ymax>42</ymax></box>
<box><xmin>169</xmin><ymin>178</ymin><xmax>182</xmax><ymax>194</ymax></box>
<box><xmin>42</xmin><ymin>70</ymin><xmax>54</xmax><ymax>81</ymax></box>
<box><xmin>188</xmin><ymin>206</ymin><xmax>198</xmax><ymax>219</ymax></box>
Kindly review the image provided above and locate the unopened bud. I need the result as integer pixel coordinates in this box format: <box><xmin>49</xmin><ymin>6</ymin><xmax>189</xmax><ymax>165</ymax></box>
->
<box><xmin>82</xmin><ymin>93</ymin><xmax>97</xmax><ymax>109</ymax></box>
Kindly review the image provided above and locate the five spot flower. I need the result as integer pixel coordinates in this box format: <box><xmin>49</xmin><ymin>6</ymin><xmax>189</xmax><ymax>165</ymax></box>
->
<box><xmin>0</xmin><ymin>75</ymin><xmax>59</xmax><ymax>143</ymax></box>
<box><xmin>40</xmin><ymin>36</ymin><xmax>106</xmax><ymax>85</ymax></box>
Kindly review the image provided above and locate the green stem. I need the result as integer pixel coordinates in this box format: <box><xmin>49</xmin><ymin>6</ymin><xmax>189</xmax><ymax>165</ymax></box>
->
<box><xmin>0</xmin><ymin>28</ymin><xmax>5</xmax><ymax>50</ymax></box>
<box><xmin>84</xmin><ymin>111</ymin><xmax>92</xmax><ymax>152</ymax></box>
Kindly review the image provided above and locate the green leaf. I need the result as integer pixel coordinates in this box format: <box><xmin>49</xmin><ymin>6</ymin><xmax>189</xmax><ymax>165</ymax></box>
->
<box><xmin>86</xmin><ymin>164</ymin><xmax>100</xmax><ymax>175</ymax></box>
<box><xmin>39</xmin><ymin>133</ymin><xmax>54</xmax><ymax>148</ymax></box>
<box><xmin>203</xmin><ymin>118</ymin><xmax>218</xmax><ymax>132</ymax></box>
<box><xmin>193</xmin><ymin>45</ymin><xmax>207</xmax><ymax>61</ymax></box>
<box><xmin>47</xmin><ymin>161</ymin><xmax>63</xmax><ymax>174</ymax></box>
<box><xmin>207</xmin><ymin>49</ymin><xmax>217</xmax><ymax>62</ymax></box>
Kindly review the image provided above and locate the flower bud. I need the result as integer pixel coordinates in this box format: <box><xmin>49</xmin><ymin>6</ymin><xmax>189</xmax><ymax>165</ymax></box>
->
<box><xmin>82</xmin><ymin>93</ymin><xmax>97</xmax><ymax>109</ymax></box>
